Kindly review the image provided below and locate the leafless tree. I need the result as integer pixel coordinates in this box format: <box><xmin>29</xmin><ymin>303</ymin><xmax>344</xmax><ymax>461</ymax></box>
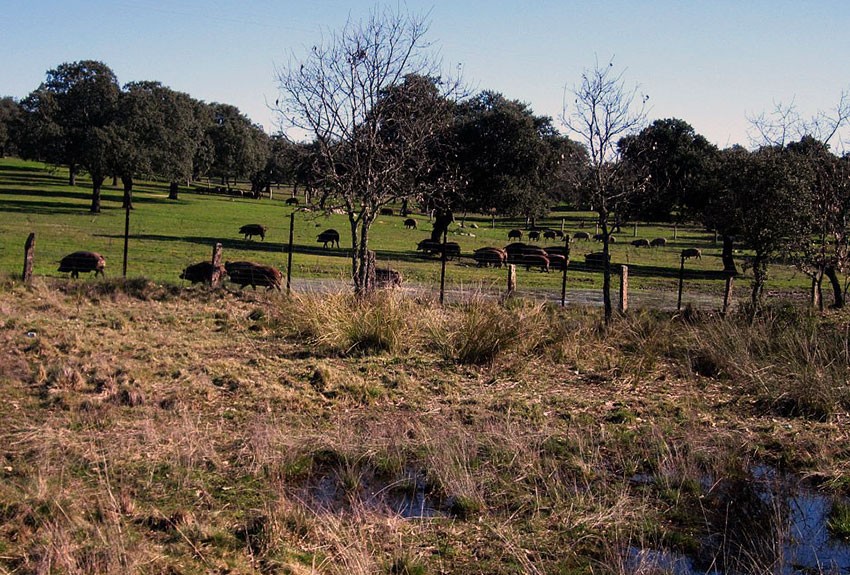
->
<box><xmin>748</xmin><ymin>92</ymin><xmax>850</xmax><ymax>151</ymax></box>
<box><xmin>561</xmin><ymin>59</ymin><xmax>648</xmax><ymax>322</ymax></box>
<box><xmin>275</xmin><ymin>7</ymin><xmax>456</xmax><ymax>294</ymax></box>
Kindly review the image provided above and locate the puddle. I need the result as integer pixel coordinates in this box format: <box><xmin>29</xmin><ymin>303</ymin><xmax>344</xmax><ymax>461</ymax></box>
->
<box><xmin>627</xmin><ymin>467</ymin><xmax>850</xmax><ymax>574</ymax></box>
<box><xmin>299</xmin><ymin>468</ymin><xmax>446</xmax><ymax>518</ymax></box>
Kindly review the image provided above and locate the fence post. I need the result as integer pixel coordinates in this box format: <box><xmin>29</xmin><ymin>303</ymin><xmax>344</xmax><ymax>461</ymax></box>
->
<box><xmin>210</xmin><ymin>242</ymin><xmax>223</xmax><ymax>288</ymax></box>
<box><xmin>722</xmin><ymin>273</ymin><xmax>734</xmax><ymax>317</ymax></box>
<box><xmin>676</xmin><ymin>257</ymin><xmax>685</xmax><ymax>311</ymax></box>
<box><xmin>673</xmin><ymin>223</ymin><xmax>678</xmax><ymax>240</ymax></box>
<box><xmin>560</xmin><ymin>218</ymin><xmax>565</xmax><ymax>234</ymax></box>
<box><xmin>439</xmin><ymin>228</ymin><xmax>448</xmax><ymax>305</ymax></box>
<box><xmin>122</xmin><ymin>204</ymin><xmax>131</xmax><ymax>277</ymax></box>
<box><xmin>633</xmin><ymin>222</ymin><xmax>637</xmax><ymax>237</ymax></box>
<box><xmin>619</xmin><ymin>265</ymin><xmax>629</xmax><ymax>313</ymax></box>
<box><xmin>560</xmin><ymin>237</ymin><xmax>570</xmax><ymax>307</ymax></box>
<box><xmin>286</xmin><ymin>211</ymin><xmax>295</xmax><ymax>295</ymax></box>
<box><xmin>506</xmin><ymin>264</ymin><xmax>516</xmax><ymax>297</ymax></box>
<box><xmin>22</xmin><ymin>232</ymin><xmax>35</xmax><ymax>284</ymax></box>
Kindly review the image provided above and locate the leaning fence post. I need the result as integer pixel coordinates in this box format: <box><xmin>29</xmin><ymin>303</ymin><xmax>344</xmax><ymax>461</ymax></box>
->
<box><xmin>210</xmin><ymin>242</ymin><xmax>223</xmax><ymax>288</ymax></box>
<box><xmin>722</xmin><ymin>273</ymin><xmax>734</xmax><ymax>317</ymax></box>
<box><xmin>619</xmin><ymin>265</ymin><xmax>629</xmax><ymax>313</ymax></box>
<box><xmin>22</xmin><ymin>232</ymin><xmax>35</xmax><ymax>284</ymax></box>
<box><xmin>506</xmin><ymin>264</ymin><xmax>517</xmax><ymax>298</ymax></box>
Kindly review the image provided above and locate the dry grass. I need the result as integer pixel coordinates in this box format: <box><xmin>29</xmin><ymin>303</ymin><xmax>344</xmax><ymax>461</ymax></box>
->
<box><xmin>2</xmin><ymin>276</ymin><xmax>850</xmax><ymax>573</ymax></box>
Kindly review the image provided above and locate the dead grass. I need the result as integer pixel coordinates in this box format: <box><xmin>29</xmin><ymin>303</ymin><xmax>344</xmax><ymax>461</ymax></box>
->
<box><xmin>2</xmin><ymin>276</ymin><xmax>850</xmax><ymax>573</ymax></box>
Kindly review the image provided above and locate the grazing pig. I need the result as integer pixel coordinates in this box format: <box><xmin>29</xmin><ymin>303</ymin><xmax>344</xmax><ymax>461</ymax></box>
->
<box><xmin>650</xmin><ymin>237</ymin><xmax>667</xmax><ymax>247</ymax></box>
<box><xmin>442</xmin><ymin>242</ymin><xmax>461</xmax><ymax>259</ymax></box>
<box><xmin>379</xmin><ymin>207</ymin><xmax>394</xmax><ymax>216</ymax></box>
<box><xmin>375</xmin><ymin>268</ymin><xmax>403</xmax><ymax>287</ymax></box>
<box><xmin>239</xmin><ymin>224</ymin><xmax>267</xmax><ymax>241</ymax></box>
<box><xmin>508</xmin><ymin>229</ymin><xmax>523</xmax><ymax>240</ymax></box>
<box><xmin>404</xmin><ymin>218</ymin><xmax>417</xmax><ymax>230</ymax></box>
<box><xmin>528</xmin><ymin>230</ymin><xmax>541</xmax><ymax>242</ymax></box>
<box><xmin>631</xmin><ymin>238</ymin><xmax>650</xmax><ymax>248</ymax></box>
<box><xmin>573</xmin><ymin>231</ymin><xmax>590</xmax><ymax>241</ymax></box>
<box><xmin>58</xmin><ymin>251</ymin><xmax>106</xmax><ymax>278</ymax></box>
<box><xmin>585</xmin><ymin>252</ymin><xmax>610</xmax><ymax>267</ymax></box>
<box><xmin>416</xmin><ymin>238</ymin><xmax>442</xmax><ymax>254</ymax></box>
<box><xmin>681</xmin><ymin>248</ymin><xmax>702</xmax><ymax>260</ymax></box>
<box><xmin>317</xmin><ymin>229</ymin><xmax>340</xmax><ymax>249</ymax></box>
<box><xmin>224</xmin><ymin>261</ymin><xmax>282</xmax><ymax>290</ymax></box>
<box><xmin>543</xmin><ymin>229</ymin><xmax>558</xmax><ymax>240</ymax></box>
<box><xmin>285</xmin><ymin>197</ymin><xmax>299</xmax><ymax>205</ymax></box>
<box><xmin>473</xmin><ymin>247</ymin><xmax>507</xmax><ymax>268</ymax></box>
<box><xmin>180</xmin><ymin>261</ymin><xmax>225</xmax><ymax>285</ymax></box>
<box><xmin>523</xmin><ymin>254</ymin><xmax>550</xmax><ymax>273</ymax></box>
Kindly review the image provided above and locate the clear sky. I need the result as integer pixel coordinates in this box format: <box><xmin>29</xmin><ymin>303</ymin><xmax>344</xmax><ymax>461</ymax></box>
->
<box><xmin>2</xmin><ymin>1</ymin><xmax>849</xmax><ymax>149</ymax></box>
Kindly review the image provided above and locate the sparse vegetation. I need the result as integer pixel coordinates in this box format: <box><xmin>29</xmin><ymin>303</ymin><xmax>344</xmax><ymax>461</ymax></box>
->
<box><xmin>3</xmin><ymin>276</ymin><xmax>850</xmax><ymax>573</ymax></box>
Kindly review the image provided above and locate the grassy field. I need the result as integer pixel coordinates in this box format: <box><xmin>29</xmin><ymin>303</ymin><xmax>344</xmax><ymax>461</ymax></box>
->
<box><xmin>0</xmin><ymin>157</ymin><xmax>817</xmax><ymax>308</ymax></box>
<box><xmin>1</xmin><ymin>278</ymin><xmax>850</xmax><ymax>574</ymax></box>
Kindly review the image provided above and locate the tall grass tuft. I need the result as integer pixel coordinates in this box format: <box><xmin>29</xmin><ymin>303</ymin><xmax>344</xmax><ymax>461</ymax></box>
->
<box><xmin>680</xmin><ymin>305</ymin><xmax>850</xmax><ymax>420</ymax></box>
<box><xmin>287</xmin><ymin>290</ymin><xmax>416</xmax><ymax>355</ymax></box>
<box><xmin>427</xmin><ymin>296</ymin><xmax>550</xmax><ymax>365</ymax></box>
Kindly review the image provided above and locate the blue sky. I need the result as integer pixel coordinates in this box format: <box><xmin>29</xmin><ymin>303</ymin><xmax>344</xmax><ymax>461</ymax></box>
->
<box><xmin>2</xmin><ymin>1</ymin><xmax>849</xmax><ymax>149</ymax></box>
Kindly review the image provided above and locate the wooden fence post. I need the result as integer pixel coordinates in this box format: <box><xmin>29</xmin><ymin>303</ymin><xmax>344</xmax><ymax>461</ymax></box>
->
<box><xmin>439</xmin><ymin>228</ymin><xmax>448</xmax><ymax>305</ymax></box>
<box><xmin>619</xmin><ymin>265</ymin><xmax>629</xmax><ymax>313</ymax></box>
<box><xmin>286</xmin><ymin>211</ymin><xmax>295</xmax><ymax>295</ymax></box>
<box><xmin>122</xmin><ymin>204</ymin><xmax>131</xmax><ymax>277</ymax></box>
<box><xmin>722</xmin><ymin>273</ymin><xmax>734</xmax><ymax>317</ymax></box>
<box><xmin>506</xmin><ymin>264</ymin><xmax>516</xmax><ymax>297</ymax></box>
<box><xmin>22</xmin><ymin>233</ymin><xmax>35</xmax><ymax>284</ymax></box>
<box><xmin>676</xmin><ymin>257</ymin><xmax>685</xmax><ymax>311</ymax></box>
<box><xmin>560</xmin><ymin>237</ymin><xmax>570</xmax><ymax>307</ymax></box>
<box><xmin>210</xmin><ymin>242</ymin><xmax>223</xmax><ymax>288</ymax></box>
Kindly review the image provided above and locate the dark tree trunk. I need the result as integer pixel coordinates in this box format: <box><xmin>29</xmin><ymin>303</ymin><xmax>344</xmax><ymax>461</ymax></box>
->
<box><xmin>121</xmin><ymin>175</ymin><xmax>134</xmax><ymax>210</ymax></box>
<box><xmin>825</xmin><ymin>266</ymin><xmax>844</xmax><ymax>308</ymax></box>
<box><xmin>112</xmin><ymin>174</ymin><xmax>118</xmax><ymax>187</ymax></box>
<box><xmin>431</xmin><ymin>210</ymin><xmax>454</xmax><ymax>243</ymax></box>
<box><xmin>401</xmin><ymin>198</ymin><xmax>409</xmax><ymax>217</ymax></box>
<box><xmin>168</xmin><ymin>182</ymin><xmax>179</xmax><ymax>200</ymax></box>
<box><xmin>90</xmin><ymin>175</ymin><xmax>104</xmax><ymax>213</ymax></box>
<box><xmin>721</xmin><ymin>235</ymin><xmax>738</xmax><ymax>275</ymax></box>
<box><xmin>69</xmin><ymin>163</ymin><xmax>77</xmax><ymax>187</ymax></box>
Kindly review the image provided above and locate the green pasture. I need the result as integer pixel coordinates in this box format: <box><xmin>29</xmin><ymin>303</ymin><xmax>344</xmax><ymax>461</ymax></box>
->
<box><xmin>0</xmin><ymin>157</ymin><xmax>813</xmax><ymax>300</ymax></box>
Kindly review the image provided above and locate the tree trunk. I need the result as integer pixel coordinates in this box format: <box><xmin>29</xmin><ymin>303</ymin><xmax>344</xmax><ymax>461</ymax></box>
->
<box><xmin>112</xmin><ymin>174</ymin><xmax>118</xmax><ymax>187</ymax></box>
<box><xmin>401</xmin><ymin>198</ymin><xmax>409</xmax><ymax>217</ymax></box>
<box><xmin>353</xmin><ymin>217</ymin><xmax>376</xmax><ymax>296</ymax></box>
<box><xmin>431</xmin><ymin>210</ymin><xmax>454</xmax><ymax>243</ymax></box>
<box><xmin>750</xmin><ymin>257</ymin><xmax>768</xmax><ymax>318</ymax></box>
<box><xmin>121</xmin><ymin>175</ymin><xmax>134</xmax><ymax>210</ymax></box>
<box><xmin>90</xmin><ymin>175</ymin><xmax>104</xmax><ymax>213</ymax></box>
<box><xmin>721</xmin><ymin>235</ymin><xmax>738</xmax><ymax>275</ymax></box>
<box><xmin>168</xmin><ymin>182</ymin><xmax>179</xmax><ymax>200</ymax></box>
<box><xmin>69</xmin><ymin>163</ymin><xmax>77</xmax><ymax>187</ymax></box>
<box><xmin>810</xmin><ymin>273</ymin><xmax>824</xmax><ymax>311</ymax></box>
<box><xmin>825</xmin><ymin>266</ymin><xmax>845</xmax><ymax>308</ymax></box>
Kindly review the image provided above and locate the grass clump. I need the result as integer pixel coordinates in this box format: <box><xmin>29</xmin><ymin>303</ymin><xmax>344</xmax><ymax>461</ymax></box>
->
<box><xmin>288</xmin><ymin>290</ymin><xmax>415</xmax><ymax>355</ymax></box>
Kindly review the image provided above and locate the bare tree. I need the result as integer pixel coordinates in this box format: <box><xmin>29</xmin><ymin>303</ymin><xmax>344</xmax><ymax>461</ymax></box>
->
<box><xmin>275</xmin><ymin>7</ymin><xmax>456</xmax><ymax>294</ymax></box>
<box><xmin>748</xmin><ymin>92</ymin><xmax>850</xmax><ymax>151</ymax></box>
<box><xmin>561</xmin><ymin>59</ymin><xmax>648</xmax><ymax>322</ymax></box>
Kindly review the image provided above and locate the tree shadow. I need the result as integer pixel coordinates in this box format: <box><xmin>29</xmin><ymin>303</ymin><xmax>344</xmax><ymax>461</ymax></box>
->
<box><xmin>96</xmin><ymin>233</ymin><xmax>437</xmax><ymax>265</ymax></box>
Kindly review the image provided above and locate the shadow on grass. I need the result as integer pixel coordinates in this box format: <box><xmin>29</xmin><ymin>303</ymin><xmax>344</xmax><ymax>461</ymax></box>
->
<box><xmin>95</xmin><ymin>233</ymin><xmax>439</xmax><ymax>265</ymax></box>
<box><xmin>0</xmin><ymin>186</ymin><xmax>188</xmax><ymax>215</ymax></box>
